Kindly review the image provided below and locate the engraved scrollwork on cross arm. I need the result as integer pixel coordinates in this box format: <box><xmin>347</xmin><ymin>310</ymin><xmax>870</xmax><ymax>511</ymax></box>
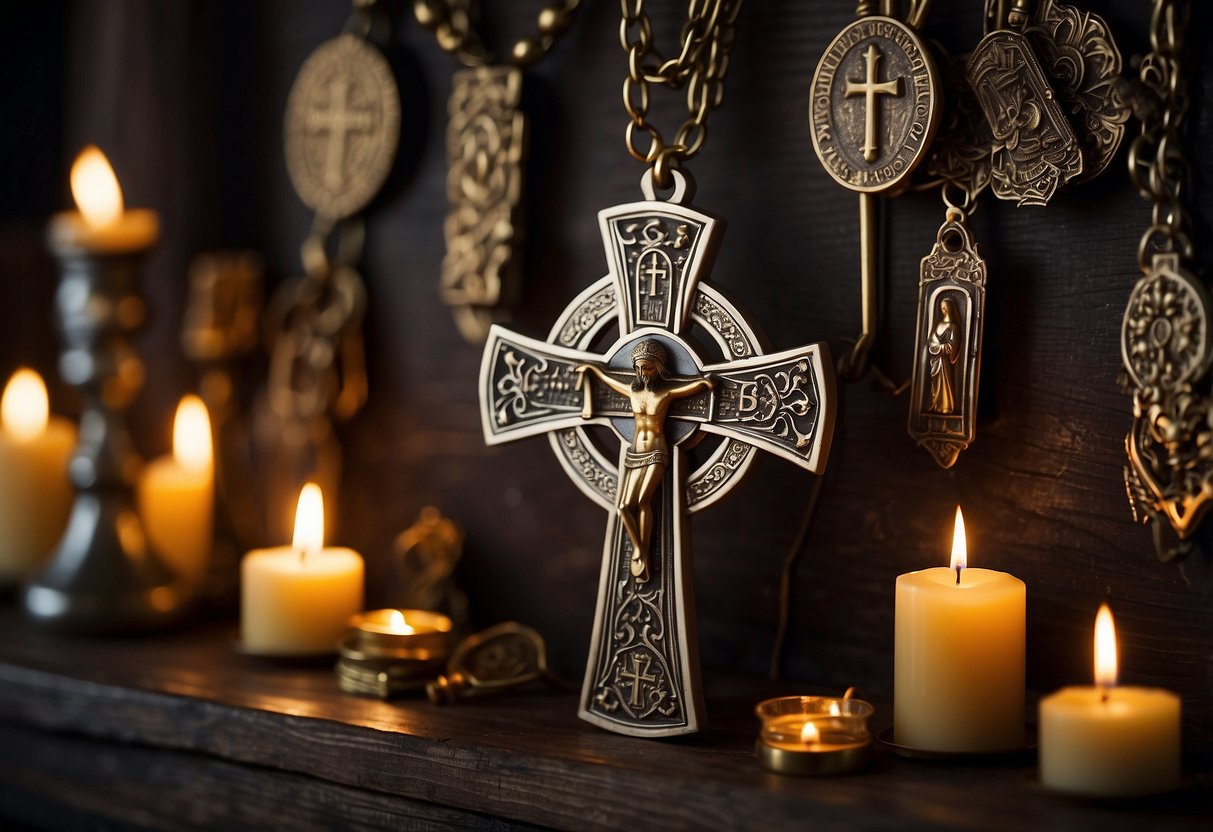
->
<box><xmin>686</xmin><ymin>439</ymin><xmax>750</xmax><ymax>507</ymax></box>
<box><xmin>490</xmin><ymin>347</ymin><xmax>581</xmax><ymax>428</ymax></box>
<box><xmin>713</xmin><ymin>357</ymin><xmax>820</xmax><ymax>455</ymax></box>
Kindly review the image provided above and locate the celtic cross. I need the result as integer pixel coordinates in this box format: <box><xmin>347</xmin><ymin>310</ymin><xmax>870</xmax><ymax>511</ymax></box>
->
<box><xmin>479</xmin><ymin>172</ymin><xmax>836</xmax><ymax>737</ymax></box>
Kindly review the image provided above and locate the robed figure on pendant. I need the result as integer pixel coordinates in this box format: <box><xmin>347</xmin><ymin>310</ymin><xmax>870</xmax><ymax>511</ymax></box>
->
<box><xmin>479</xmin><ymin>171</ymin><xmax>835</xmax><ymax>737</ymax></box>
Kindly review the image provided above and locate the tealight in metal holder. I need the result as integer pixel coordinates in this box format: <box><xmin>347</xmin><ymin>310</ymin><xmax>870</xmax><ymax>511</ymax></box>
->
<box><xmin>24</xmin><ymin>231</ymin><xmax>189</xmax><ymax>632</ymax></box>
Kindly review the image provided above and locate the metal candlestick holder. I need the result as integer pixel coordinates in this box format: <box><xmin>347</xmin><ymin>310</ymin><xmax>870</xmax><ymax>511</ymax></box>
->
<box><xmin>24</xmin><ymin>236</ymin><xmax>190</xmax><ymax>632</ymax></box>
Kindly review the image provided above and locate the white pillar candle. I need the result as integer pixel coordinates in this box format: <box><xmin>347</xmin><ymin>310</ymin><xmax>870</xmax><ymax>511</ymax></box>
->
<box><xmin>0</xmin><ymin>369</ymin><xmax>76</xmax><ymax>582</ymax></box>
<box><xmin>1040</xmin><ymin>604</ymin><xmax>1181</xmax><ymax>797</ymax></box>
<box><xmin>240</xmin><ymin>483</ymin><xmax>363</xmax><ymax>655</ymax></box>
<box><xmin>137</xmin><ymin>395</ymin><xmax>214</xmax><ymax>587</ymax></box>
<box><xmin>894</xmin><ymin>507</ymin><xmax>1025</xmax><ymax>752</ymax></box>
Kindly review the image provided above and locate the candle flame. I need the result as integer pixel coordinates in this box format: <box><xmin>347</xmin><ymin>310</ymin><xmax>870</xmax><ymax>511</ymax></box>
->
<box><xmin>1</xmin><ymin>368</ymin><xmax>48</xmax><ymax>441</ymax></box>
<box><xmin>389</xmin><ymin>610</ymin><xmax>415</xmax><ymax>635</ymax></box>
<box><xmin>800</xmin><ymin>721</ymin><xmax>820</xmax><ymax>743</ymax></box>
<box><xmin>949</xmin><ymin>506</ymin><xmax>967</xmax><ymax>573</ymax></box>
<box><xmin>172</xmin><ymin>395</ymin><xmax>212</xmax><ymax>473</ymax></box>
<box><xmin>292</xmin><ymin>482</ymin><xmax>324</xmax><ymax>557</ymax></box>
<box><xmin>828</xmin><ymin>701</ymin><xmax>841</xmax><ymax>717</ymax></box>
<box><xmin>1094</xmin><ymin>602</ymin><xmax>1118</xmax><ymax>689</ymax></box>
<box><xmin>70</xmin><ymin>146</ymin><xmax>124</xmax><ymax>228</ymax></box>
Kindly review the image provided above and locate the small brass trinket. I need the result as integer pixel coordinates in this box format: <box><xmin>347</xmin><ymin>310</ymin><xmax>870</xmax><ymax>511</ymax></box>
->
<box><xmin>908</xmin><ymin>211</ymin><xmax>988</xmax><ymax>468</ymax></box>
<box><xmin>427</xmin><ymin>622</ymin><xmax>559</xmax><ymax>703</ymax></box>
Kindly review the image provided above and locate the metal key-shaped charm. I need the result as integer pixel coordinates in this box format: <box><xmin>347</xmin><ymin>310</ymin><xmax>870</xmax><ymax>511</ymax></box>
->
<box><xmin>908</xmin><ymin>211</ymin><xmax>987</xmax><ymax>468</ymax></box>
<box><xmin>809</xmin><ymin>6</ymin><xmax>941</xmax><ymax>376</ymax></box>
<box><xmin>966</xmin><ymin>1</ymin><xmax>1083</xmax><ymax>206</ymax></box>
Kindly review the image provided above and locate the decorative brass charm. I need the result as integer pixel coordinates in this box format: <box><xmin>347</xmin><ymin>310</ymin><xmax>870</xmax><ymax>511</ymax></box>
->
<box><xmin>810</xmin><ymin>16</ymin><xmax>940</xmax><ymax>194</ymax></box>
<box><xmin>924</xmin><ymin>57</ymin><xmax>994</xmax><ymax>198</ymax></box>
<box><xmin>1026</xmin><ymin>0</ymin><xmax>1127</xmax><ymax>182</ymax></box>
<box><xmin>440</xmin><ymin>67</ymin><xmax>526</xmax><ymax>342</ymax></box>
<box><xmin>966</xmin><ymin>30</ymin><xmax>1083</xmax><ymax>206</ymax></box>
<box><xmin>908</xmin><ymin>213</ymin><xmax>987</xmax><ymax>468</ymax></box>
<box><xmin>1123</xmin><ymin>254</ymin><xmax>1213</xmax><ymax>543</ymax></box>
<box><xmin>392</xmin><ymin>506</ymin><xmax>469</xmax><ymax>627</ymax></box>
<box><xmin>478</xmin><ymin>172</ymin><xmax>835</xmax><ymax>736</ymax></box>
<box><xmin>283</xmin><ymin>34</ymin><xmax>401</xmax><ymax>220</ymax></box>
<box><xmin>427</xmin><ymin>622</ymin><xmax>564</xmax><ymax>704</ymax></box>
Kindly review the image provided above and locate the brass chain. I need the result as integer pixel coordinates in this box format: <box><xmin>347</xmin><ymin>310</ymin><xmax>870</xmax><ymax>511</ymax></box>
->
<box><xmin>620</xmin><ymin>0</ymin><xmax>743</xmax><ymax>188</ymax></box>
<box><xmin>413</xmin><ymin>0</ymin><xmax>582</xmax><ymax>68</ymax></box>
<box><xmin>1127</xmin><ymin>0</ymin><xmax>1193</xmax><ymax>271</ymax></box>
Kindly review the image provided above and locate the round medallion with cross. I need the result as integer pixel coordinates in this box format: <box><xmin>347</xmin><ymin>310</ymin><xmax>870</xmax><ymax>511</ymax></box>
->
<box><xmin>284</xmin><ymin>34</ymin><xmax>401</xmax><ymax>220</ymax></box>
<box><xmin>809</xmin><ymin>16</ymin><xmax>940</xmax><ymax>194</ymax></box>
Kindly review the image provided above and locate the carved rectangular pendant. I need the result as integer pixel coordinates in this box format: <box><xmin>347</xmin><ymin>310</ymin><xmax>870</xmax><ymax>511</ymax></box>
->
<box><xmin>966</xmin><ymin>30</ymin><xmax>1083</xmax><ymax>206</ymax></box>
<box><xmin>908</xmin><ymin>217</ymin><xmax>987</xmax><ymax>468</ymax></box>
<box><xmin>441</xmin><ymin>66</ymin><xmax>526</xmax><ymax>341</ymax></box>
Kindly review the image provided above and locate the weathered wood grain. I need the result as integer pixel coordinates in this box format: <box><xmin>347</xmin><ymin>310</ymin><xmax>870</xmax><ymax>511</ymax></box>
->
<box><xmin>0</xmin><ymin>613</ymin><xmax>1208</xmax><ymax>831</ymax></box>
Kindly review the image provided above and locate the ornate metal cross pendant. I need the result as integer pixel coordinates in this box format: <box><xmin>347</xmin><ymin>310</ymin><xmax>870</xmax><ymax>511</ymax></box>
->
<box><xmin>478</xmin><ymin>172</ymin><xmax>836</xmax><ymax>736</ymax></box>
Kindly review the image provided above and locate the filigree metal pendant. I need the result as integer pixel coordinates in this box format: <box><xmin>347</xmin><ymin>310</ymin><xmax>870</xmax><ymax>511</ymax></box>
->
<box><xmin>908</xmin><ymin>216</ymin><xmax>987</xmax><ymax>468</ymax></box>
<box><xmin>1027</xmin><ymin>0</ymin><xmax>1128</xmax><ymax>182</ymax></box>
<box><xmin>441</xmin><ymin>67</ymin><xmax>527</xmax><ymax>342</ymax></box>
<box><xmin>966</xmin><ymin>30</ymin><xmax>1083</xmax><ymax>206</ymax></box>
<box><xmin>1122</xmin><ymin>253</ymin><xmax>1213</xmax><ymax>546</ymax></box>
<box><xmin>284</xmin><ymin>34</ymin><xmax>401</xmax><ymax>220</ymax></box>
<box><xmin>478</xmin><ymin>172</ymin><xmax>835</xmax><ymax>736</ymax></box>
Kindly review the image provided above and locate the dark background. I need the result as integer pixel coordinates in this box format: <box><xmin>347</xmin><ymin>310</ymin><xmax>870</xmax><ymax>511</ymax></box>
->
<box><xmin>2</xmin><ymin>1</ymin><xmax>1211</xmax><ymax>754</ymax></box>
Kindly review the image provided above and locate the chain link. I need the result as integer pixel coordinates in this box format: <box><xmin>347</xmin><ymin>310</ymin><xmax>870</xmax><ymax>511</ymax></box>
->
<box><xmin>414</xmin><ymin>0</ymin><xmax>582</xmax><ymax>68</ymax></box>
<box><xmin>1127</xmin><ymin>0</ymin><xmax>1193</xmax><ymax>271</ymax></box>
<box><xmin>266</xmin><ymin>217</ymin><xmax>369</xmax><ymax>425</ymax></box>
<box><xmin>620</xmin><ymin>0</ymin><xmax>743</xmax><ymax>188</ymax></box>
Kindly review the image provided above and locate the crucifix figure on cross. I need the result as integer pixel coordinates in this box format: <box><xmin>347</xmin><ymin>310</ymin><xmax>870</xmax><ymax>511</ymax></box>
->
<box><xmin>479</xmin><ymin>171</ymin><xmax>835</xmax><ymax>736</ymax></box>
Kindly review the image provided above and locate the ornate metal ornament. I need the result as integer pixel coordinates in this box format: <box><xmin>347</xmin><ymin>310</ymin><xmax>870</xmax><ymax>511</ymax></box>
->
<box><xmin>283</xmin><ymin>33</ymin><xmax>401</xmax><ymax>221</ymax></box>
<box><xmin>478</xmin><ymin>172</ymin><xmax>836</xmax><ymax>736</ymax></box>
<box><xmin>414</xmin><ymin>0</ymin><xmax>582</xmax><ymax>343</ymax></box>
<box><xmin>924</xmin><ymin>56</ymin><xmax>994</xmax><ymax>198</ymax></box>
<box><xmin>810</xmin><ymin>16</ymin><xmax>941</xmax><ymax>194</ymax></box>
<box><xmin>440</xmin><ymin>67</ymin><xmax>526</xmax><ymax>341</ymax></box>
<box><xmin>1120</xmin><ymin>0</ymin><xmax>1202</xmax><ymax>562</ymax></box>
<box><xmin>908</xmin><ymin>212</ymin><xmax>988</xmax><ymax>468</ymax></box>
<box><xmin>966</xmin><ymin>28</ymin><xmax>1083</xmax><ymax>207</ymax></box>
<box><xmin>1026</xmin><ymin>0</ymin><xmax>1128</xmax><ymax>182</ymax></box>
<box><xmin>1123</xmin><ymin>255</ymin><xmax>1213</xmax><ymax>541</ymax></box>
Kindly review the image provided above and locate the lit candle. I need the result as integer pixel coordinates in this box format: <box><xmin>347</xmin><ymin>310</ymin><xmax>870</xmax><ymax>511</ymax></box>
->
<box><xmin>894</xmin><ymin>507</ymin><xmax>1025</xmax><ymax>752</ymax></box>
<box><xmin>0</xmin><ymin>369</ymin><xmax>76</xmax><ymax>582</ymax></box>
<box><xmin>136</xmin><ymin>395</ymin><xmax>214</xmax><ymax>588</ymax></box>
<box><xmin>754</xmin><ymin>692</ymin><xmax>874</xmax><ymax>775</ymax></box>
<box><xmin>48</xmin><ymin>146</ymin><xmax>158</xmax><ymax>253</ymax></box>
<box><xmin>240</xmin><ymin>483</ymin><xmax>364</xmax><ymax>656</ymax></box>
<box><xmin>348</xmin><ymin>608</ymin><xmax>452</xmax><ymax>660</ymax></box>
<box><xmin>1039</xmin><ymin>604</ymin><xmax>1181</xmax><ymax>796</ymax></box>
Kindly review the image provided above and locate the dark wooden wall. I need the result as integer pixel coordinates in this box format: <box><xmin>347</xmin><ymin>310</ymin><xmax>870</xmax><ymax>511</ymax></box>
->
<box><xmin>4</xmin><ymin>0</ymin><xmax>1212</xmax><ymax>753</ymax></box>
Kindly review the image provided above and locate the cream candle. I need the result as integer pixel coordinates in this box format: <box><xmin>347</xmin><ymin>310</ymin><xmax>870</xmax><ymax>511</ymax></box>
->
<box><xmin>137</xmin><ymin>395</ymin><xmax>214</xmax><ymax>588</ymax></box>
<box><xmin>47</xmin><ymin>146</ymin><xmax>158</xmax><ymax>253</ymax></box>
<box><xmin>240</xmin><ymin>483</ymin><xmax>363</xmax><ymax>656</ymax></box>
<box><xmin>0</xmin><ymin>369</ymin><xmax>75</xmax><ymax>582</ymax></box>
<box><xmin>1039</xmin><ymin>604</ymin><xmax>1181</xmax><ymax>797</ymax></box>
<box><xmin>894</xmin><ymin>507</ymin><xmax>1025</xmax><ymax>753</ymax></box>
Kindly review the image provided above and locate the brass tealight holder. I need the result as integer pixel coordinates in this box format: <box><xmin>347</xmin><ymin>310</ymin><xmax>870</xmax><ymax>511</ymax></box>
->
<box><xmin>755</xmin><ymin>689</ymin><xmax>875</xmax><ymax>776</ymax></box>
<box><xmin>336</xmin><ymin>609</ymin><xmax>453</xmax><ymax>699</ymax></box>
